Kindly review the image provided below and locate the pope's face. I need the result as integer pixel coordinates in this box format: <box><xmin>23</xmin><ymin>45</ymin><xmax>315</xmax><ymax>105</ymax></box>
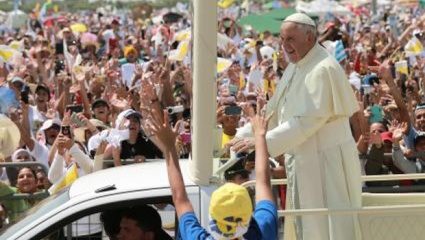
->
<box><xmin>280</xmin><ymin>22</ymin><xmax>314</xmax><ymax>63</ymax></box>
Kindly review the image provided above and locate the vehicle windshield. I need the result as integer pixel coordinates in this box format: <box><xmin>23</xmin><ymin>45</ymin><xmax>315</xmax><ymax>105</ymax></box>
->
<box><xmin>0</xmin><ymin>189</ymin><xmax>69</xmax><ymax>239</ymax></box>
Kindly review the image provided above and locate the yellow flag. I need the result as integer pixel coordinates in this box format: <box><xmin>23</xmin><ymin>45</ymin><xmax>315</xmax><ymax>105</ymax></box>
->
<box><xmin>0</xmin><ymin>45</ymin><xmax>21</xmax><ymax>65</ymax></box>
<box><xmin>239</xmin><ymin>72</ymin><xmax>245</xmax><ymax>90</ymax></box>
<box><xmin>395</xmin><ymin>60</ymin><xmax>409</xmax><ymax>75</ymax></box>
<box><xmin>218</xmin><ymin>0</ymin><xmax>236</xmax><ymax>8</ymax></box>
<box><xmin>48</xmin><ymin>164</ymin><xmax>79</xmax><ymax>195</ymax></box>
<box><xmin>217</xmin><ymin>57</ymin><xmax>232</xmax><ymax>73</ymax></box>
<box><xmin>405</xmin><ymin>37</ymin><xmax>423</xmax><ymax>56</ymax></box>
<box><xmin>169</xmin><ymin>40</ymin><xmax>189</xmax><ymax>61</ymax></box>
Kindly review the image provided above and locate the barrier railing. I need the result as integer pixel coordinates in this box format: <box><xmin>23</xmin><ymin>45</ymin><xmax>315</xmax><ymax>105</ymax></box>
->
<box><xmin>242</xmin><ymin>173</ymin><xmax>425</xmax><ymax>239</ymax></box>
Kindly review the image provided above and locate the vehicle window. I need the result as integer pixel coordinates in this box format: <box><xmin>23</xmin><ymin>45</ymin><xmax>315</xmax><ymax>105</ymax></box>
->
<box><xmin>36</xmin><ymin>197</ymin><xmax>177</xmax><ymax>240</ymax></box>
<box><xmin>0</xmin><ymin>189</ymin><xmax>69</xmax><ymax>239</ymax></box>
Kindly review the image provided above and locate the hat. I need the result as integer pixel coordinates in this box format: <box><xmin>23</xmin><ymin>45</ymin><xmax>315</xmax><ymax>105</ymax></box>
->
<box><xmin>259</xmin><ymin>46</ymin><xmax>275</xmax><ymax>60</ymax></box>
<box><xmin>209</xmin><ymin>183</ymin><xmax>253</xmax><ymax>238</ymax></box>
<box><xmin>122</xmin><ymin>205</ymin><xmax>172</xmax><ymax>240</ymax></box>
<box><xmin>283</xmin><ymin>13</ymin><xmax>316</xmax><ymax>28</ymax></box>
<box><xmin>91</xmin><ymin>99</ymin><xmax>109</xmax><ymax>110</ymax></box>
<box><xmin>11</xmin><ymin>148</ymin><xmax>32</xmax><ymax>162</ymax></box>
<box><xmin>111</xmin><ymin>18</ymin><xmax>120</xmax><ymax>25</ymax></box>
<box><xmin>115</xmin><ymin>109</ymin><xmax>143</xmax><ymax>129</ymax></box>
<box><xmin>224</xmin><ymin>159</ymin><xmax>250</xmax><ymax>181</ymax></box>
<box><xmin>39</xmin><ymin>119</ymin><xmax>61</xmax><ymax>132</ymax></box>
<box><xmin>35</xmin><ymin>84</ymin><xmax>51</xmax><ymax>101</ymax></box>
<box><xmin>414</xmin><ymin>133</ymin><xmax>425</xmax><ymax>146</ymax></box>
<box><xmin>10</xmin><ymin>76</ymin><xmax>24</xmax><ymax>85</ymax></box>
<box><xmin>380</xmin><ymin>132</ymin><xmax>393</xmax><ymax>143</ymax></box>
<box><xmin>0</xmin><ymin>115</ymin><xmax>20</xmax><ymax>160</ymax></box>
<box><xmin>124</xmin><ymin>45</ymin><xmax>138</xmax><ymax>58</ymax></box>
<box><xmin>74</xmin><ymin>119</ymin><xmax>109</xmax><ymax>143</ymax></box>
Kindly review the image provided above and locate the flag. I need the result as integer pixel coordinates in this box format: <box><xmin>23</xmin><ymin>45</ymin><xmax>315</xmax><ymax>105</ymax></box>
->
<box><xmin>405</xmin><ymin>37</ymin><xmax>423</xmax><ymax>56</ymax></box>
<box><xmin>63</xmin><ymin>39</ymin><xmax>77</xmax><ymax>71</ymax></box>
<box><xmin>395</xmin><ymin>60</ymin><xmax>408</xmax><ymax>75</ymax></box>
<box><xmin>168</xmin><ymin>40</ymin><xmax>190</xmax><ymax>61</ymax></box>
<box><xmin>217</xmin><ymin>57</ymin><xmax>232</xmax><ymax>73</ymax></box>
<box><xmin>334</xmin><ymin>40</ymin><xmax>347</xmax><ymax>62</ymax></box>
<box><xmin>38</xmin><ymin>0</ymin><xmax>53</xmax><ymax>22</ymax></box>
<box><xmin>0</xmin><ymin>45</ymin><xmax>22</xmax><ymax>66</ymax></box>
<box><xmin>173</xmin><ymin>29</ymin><xmax>191</xmax><ymax>42</ymax></box>
<box><xmin>48</xmin><ymin>163</ymin><xmax>79</xmax><ymax>195</ymax></box>
<box><xmin>218</xmin><ymin>0</ymin><xmax>236</xmax><ymax>9</ymax></box>
<box><xmin>217</xmin><ymin>33</ymin><xmax>234</xmax><ymax>51</ymax></box>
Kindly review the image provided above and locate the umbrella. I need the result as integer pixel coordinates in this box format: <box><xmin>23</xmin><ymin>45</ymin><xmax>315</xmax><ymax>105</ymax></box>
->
<box><xmin>80</xmin><ymin>32</ymin><xmax>99</xmax><ymax>50</ymax></box>
<box><xmin>70</xmin><ymin>23</ymin><xmax>88</xmax><ymax>33</ymax></box>
<box><xmin>43</xmin><ymin>15</ymin><xmax>65</xmax><ymax>28</ymax></box>
<box><xmin>163</xmin><ymin>12</ymin><xmax>183</xmax><ymax>23</ymax></box>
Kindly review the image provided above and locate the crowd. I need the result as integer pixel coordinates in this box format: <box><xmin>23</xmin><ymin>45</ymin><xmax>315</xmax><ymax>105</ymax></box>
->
<box><xmin>0</xmin><ymin>0</ymin><xmax>425</xmax><ymax>238</ymax></box>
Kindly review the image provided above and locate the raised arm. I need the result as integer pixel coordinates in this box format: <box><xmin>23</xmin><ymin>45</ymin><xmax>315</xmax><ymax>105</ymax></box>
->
<box><xmin>145</xmin><ymin>110</ymin><xmax>193</xmax><ymax>218</ymax></box>
<box><xmin>250</xmin><ymin>105</ymin><xmax>274</xmax><ymax>203</ymax></box>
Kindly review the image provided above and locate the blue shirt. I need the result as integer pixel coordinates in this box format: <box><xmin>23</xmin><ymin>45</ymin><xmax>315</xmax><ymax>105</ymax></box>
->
<box><xmin>178</xmin><ymin>200</ymin><xmax>278</xmax><ymax>240</ymax></box>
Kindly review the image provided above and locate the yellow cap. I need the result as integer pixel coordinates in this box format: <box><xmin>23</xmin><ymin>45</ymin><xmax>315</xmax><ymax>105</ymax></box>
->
<box><xmin>209</xmin><ymin>183</ymin><xmax>252</xmax><ymax>236</ymax></box>
<box><xmin>124</xmin><ymin>45</ymin><xmax>138</xmax><ymax>58</ymax></box>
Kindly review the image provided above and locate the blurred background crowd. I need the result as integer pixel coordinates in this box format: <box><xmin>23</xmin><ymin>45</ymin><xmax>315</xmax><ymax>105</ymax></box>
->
<box><xmin>1</xmin><ymin>0</ymin><xmax>425</xmax><ymax>230</ymax></box>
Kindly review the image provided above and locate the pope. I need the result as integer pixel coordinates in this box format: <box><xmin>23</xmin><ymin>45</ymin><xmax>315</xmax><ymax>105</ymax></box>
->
<box><xmin>229</xmin><ymin>13</ymin><xmax>362</xmax><ymax>240</ymax></box>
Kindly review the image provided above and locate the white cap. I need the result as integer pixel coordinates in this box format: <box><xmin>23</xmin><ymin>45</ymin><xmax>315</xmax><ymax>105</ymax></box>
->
<box><xmin>39</xmin><ymin>119</ymin><xmax>61</xmax><ymax>132</ymax></box>
<box><xmin>283</xmin><ymin>13</ymin><xmax>316</xmax><ymax>28</ymax></box>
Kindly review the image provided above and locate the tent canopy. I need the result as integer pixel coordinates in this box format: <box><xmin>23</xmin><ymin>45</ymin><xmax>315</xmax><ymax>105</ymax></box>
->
<box><xmin>237</xmin><ymin>14</ymin><xmax>282</xmax><ymax>35</ymax></box>
<box><xmin>296</xmin><ymin>0</ymin><xmax>352</xmax><ymax>16</ymax></box>
<box><xmin>260</xmin><ymin>8</ymin><xmax>297</xmax><ymax>20</ymax></box>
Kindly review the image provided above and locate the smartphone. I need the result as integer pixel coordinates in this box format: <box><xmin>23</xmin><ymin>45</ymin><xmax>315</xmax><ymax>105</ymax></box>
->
<box><xmin>21</xmin><ymin>91</ymin><xmax>29</xmax><ymax>104</ymax></box>
<box><xmin>180</xmin><ymin>132</ymin><xmax>191</xmax><ymax>144</ymax></box>
<box><xmin>225</xmin><ymin>105</ymin><xmax>242</xmax><ymax>115</ymax></box>
<box><xmin>61</xmin><ymin>125</ymin><xmax>71</xmax><ymax>138</ymax></box>
<box><xmin>66</xmin><ymin>105</ymin><xmax>83</xmax><ymax>114</ymax></box>
<box><xmin>71</xmin><ymin>113</ymin><xmax>84</xmax><ymax>127</ymax></box>
<box><xmin>55</xmin><ymin>42</ymin><xmax>64</xmax><ymax>55</ymax></box>
<box><xmin>368</xmin><ymin>105</ymin><xmax>384</xmax><ymax>124</ymax></box>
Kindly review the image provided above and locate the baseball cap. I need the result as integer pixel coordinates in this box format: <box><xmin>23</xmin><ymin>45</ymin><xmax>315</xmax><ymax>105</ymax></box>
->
<box><xmin>380</xmin><ymin>132</ymin><xmax>393</xmax><ymax>143</ymax></box>
<box><xmin>111</xmin><ymin>18</ymin><xmax>120</xmax><ymax>25</ymax></box>
<box><xmin>124</xmin><ymin>45</ymin><xmax>138</xmax><ymax>58</ymax></box>
<box><xmin>209</xmin><ymin>183</ymin><xmax>252</xmax><ymax>238</ymax></box>
<box><xmin>414</xmin><ymin>133</ymin><xmax>425</xmax><ymax>146</ymax></box>
<box><xmin>224</xmin><ymin>156</ymin><xmax>251</xmax><ymax>181</ymax></box>
<box><xmin>39</xmin><ymin>119</ymin><xmax>61</xmax><ymax>132</ymax></box>
<box><xmin>115</xmin><ymin>109</ymin><xmax>143</xmax><ymax>129</ymax></box>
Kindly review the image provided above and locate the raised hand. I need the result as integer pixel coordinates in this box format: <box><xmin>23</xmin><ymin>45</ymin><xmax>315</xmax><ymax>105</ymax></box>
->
<box><xmin>250</xmin><ymin>101</ymin><xmax>274</xmax><ymax>136</ymax></box>
<box><xmin>145</xmin><ymin>109</ymin><xmax>178</xmax><ymax>153</ymax></box>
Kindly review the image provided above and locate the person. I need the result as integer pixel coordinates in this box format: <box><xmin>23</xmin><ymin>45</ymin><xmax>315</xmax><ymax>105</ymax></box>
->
<box><xmin>145</xmin><ymin>104</ymin><xmax>277</xmax><ymax>239</ymax></box>
<box><xmin>0</xmin><ymin>167</ymin><xmax>40</xmax><ymax>223</ymax></box>
<box><xmin>229</xmin><ymin>13</ymin><xmax>362</xmax><ymax>240</ymax></box>
<box><xmin>118</xmin><ymin>204</ymin><xmax>172</xmax><ymax>240</ymax></box>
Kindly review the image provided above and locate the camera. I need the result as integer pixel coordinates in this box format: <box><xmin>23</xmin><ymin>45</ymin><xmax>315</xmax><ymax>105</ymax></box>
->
<box><xmin>167</xmin><ymin>105</ymin><xmax>184</xmax><ymax>114</ymax></box>
<box><xmin>55</xmin><ymin>59</ymin><xmax>65</xmax><ymax>74</ymax></box>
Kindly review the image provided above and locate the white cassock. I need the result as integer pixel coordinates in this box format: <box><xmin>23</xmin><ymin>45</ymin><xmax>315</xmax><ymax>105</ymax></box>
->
<box><xmin>236</xmin><ymin>43</ymin><xmax>362</xmax><ymax>240</ymax></box>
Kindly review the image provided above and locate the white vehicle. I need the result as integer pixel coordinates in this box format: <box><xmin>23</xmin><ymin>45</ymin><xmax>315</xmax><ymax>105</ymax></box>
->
<box><xmin>0</xmin><ymin>160</ymin><xmax>208</xmax><ymax>240</ymax></box>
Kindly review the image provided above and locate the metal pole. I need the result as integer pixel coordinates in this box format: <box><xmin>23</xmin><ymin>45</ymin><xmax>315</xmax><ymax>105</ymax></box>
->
<box><xmin>189</xmin><ymin>0</ymin><xmax>217</xmax><ymax>186</ymax></box>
